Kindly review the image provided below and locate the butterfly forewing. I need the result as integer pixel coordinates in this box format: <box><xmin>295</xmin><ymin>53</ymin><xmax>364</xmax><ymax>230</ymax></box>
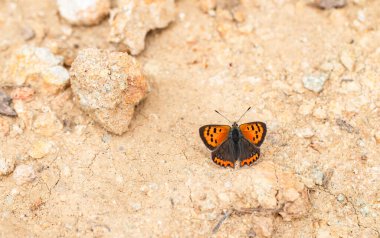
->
<box><xmin>199</xmin><ymin>125</ymin><xmax>231</xmax><ymax>150</ymax></box>
<box><xmin>239</xmin><ymin>122</ymin><xmax>267</xmax><ymax>146</ymax></box>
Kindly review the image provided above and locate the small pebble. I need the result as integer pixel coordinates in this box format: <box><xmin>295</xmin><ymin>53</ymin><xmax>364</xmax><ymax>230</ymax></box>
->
<box><xmin>21</xmin><ymin>26</ymin><xmax>36</xmax><ymax>41</ymax></box>
<box><xmin>0</xmin><ymin>91</ymin><xmax>17</xmax><ymax>117</ymax></box>
<box><xmin>130</xmin><ymin>202</ymin><xmax>142</xmax><ymax>211</ymax></box>
<box><xmin>315</xmin><ymin>0</ymin><xmax>347</xmax><ymax>9</ymax></box>
<box><xmin>337</xmin><ymin>193</ymin><xmax>345</xmax><ymax>202</ymax></box>
<box><xmin>295</xmin><ymin>127</ymin><xmax>315</xmax><ymax>138</ymax></box>
<box><xmin>359</xmin><ymin>206</ymin><xmax>370</xmax><ymax>216</ymax></box>
<box><xmin>313</xmin><ymin>170</ymin><xmax>324</xmax><ymax>186</ymax></box>
<box><xmin>340</xmin><ymin>50</ymin><xmax>355</xmax><ymax>71</ymax></box>
<box><xmin>28</xmin><ymin>140</ymin><xmax>54</xmax><ymax>159</ymax></box>
<box><xmin>302</xmin><ymin>74</ymin><xmax>328</xmax><ymax>93</ymax></box>
<box><xmin>0</xmin><ymin>151</ymin><xmax>16</xmax><ymax>176</ymax></box>
<box><xmin>13</xmin><ymin>164</ymin><xmax>36</xmax><ymax>185</ymax></box>
<box><xmin>57</xmin><ymin>0</ymin><xmax>110</xmax><ymax>26</ymax></box>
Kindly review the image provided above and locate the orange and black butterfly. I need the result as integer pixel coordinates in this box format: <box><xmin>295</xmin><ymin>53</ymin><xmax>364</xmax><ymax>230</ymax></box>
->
<box><xmin>199</xmin><ymin>107</ymin><xmax>267</xmax><ymax>168</ymax></box>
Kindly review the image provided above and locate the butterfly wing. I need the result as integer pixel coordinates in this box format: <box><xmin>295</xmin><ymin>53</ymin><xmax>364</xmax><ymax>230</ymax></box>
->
<box><xmin>239</xmin><ymin>122</ymin><xmax>267</xmax><ymax>146</ymax></box>
<box><xmin>239</xmin><ymin>138</ymin><xmax>260</xmax><ymax>167</ymax></box>
<box><xmin>211</xmin><ymin>139</ymin><xmax>237</xmax><ymax>168</ymax></box>
<box><xmin>199</xmin><ymin>125</ymin><xmax>231</xmax><ymax>150</ymax></box>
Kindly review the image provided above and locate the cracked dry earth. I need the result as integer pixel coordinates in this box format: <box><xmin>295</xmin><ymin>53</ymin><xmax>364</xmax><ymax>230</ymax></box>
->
<box><xmin>1</xmin><ymin>0</ymin><xmax>380</xmax><ymax>237</ymax></box>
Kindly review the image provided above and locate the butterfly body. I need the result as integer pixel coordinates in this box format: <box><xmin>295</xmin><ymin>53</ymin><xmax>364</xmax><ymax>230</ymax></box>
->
<box><xmin>199</xmin><ymin>121</ymin><xmax>267</xmax><ymax>168</ymax></box>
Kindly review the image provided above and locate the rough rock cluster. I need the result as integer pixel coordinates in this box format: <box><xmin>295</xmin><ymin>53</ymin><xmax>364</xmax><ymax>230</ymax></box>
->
<box><xmin>109</xmin><ymin>0</ymin><xmax>177</xmax><ymax>55</ymax></box>
<box><xmin>70</xmin><ymin>48</ymin><xmax>148</xmax><ymax>135</ymax></box>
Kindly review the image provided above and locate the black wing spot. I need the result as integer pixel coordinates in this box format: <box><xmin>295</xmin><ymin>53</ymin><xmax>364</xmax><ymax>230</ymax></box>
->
<box><xmin>213</xmin><ymin>127</ymin><xmax>216</xmax><ymax>133</ymax></box>
<box><xmin>211</xmin><ymin>138</ymin><xmax>214</xmax><ymax>142</ymax></box>
<box><xmin>219</xmin><ymin>129</ymin><xmax>222</xmax><ymax>132</ymax></box>
<box><xmin>256</xmin><ymin>134</ymin><xmax>259</xmax><ymax>139</ymax></box>
<box><xmin>251</xmin><ymin>125</ymin><xmax>254</xmax><ymax>130</ymax></box>
<box><xmin>215</xmin><ymin>140</ymin><xmax>218</xmax><ymax>143</ymax></box>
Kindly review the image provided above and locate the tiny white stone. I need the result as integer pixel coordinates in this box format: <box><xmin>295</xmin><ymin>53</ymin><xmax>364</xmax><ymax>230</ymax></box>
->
<box><xmin>13</xmin><ymin>164</ymin><xmax>36</xmax><ymax>185</ymax></box>
<box><xmin>313</xmin><ymin>170</ymin><xmax>324</xmax><ymax>186</ymax></box>
<box><xmin>295</xmin><ymin>128</ymin><xmax>315</xmax><ymax>138</ymax></box>
<box><xmin>302</xmin><ymin>74</ymin><xmax>328</xmax><ymax>93</ymax></box>
<box><xmin>0</xmin><ymin>151</ymin><xmax>15</xmax><ymax>176</ymax></box>
<box><xmin>337</xmin><ymin>193</ymin><xmax>345</xmax><ymax>202</ymax></box>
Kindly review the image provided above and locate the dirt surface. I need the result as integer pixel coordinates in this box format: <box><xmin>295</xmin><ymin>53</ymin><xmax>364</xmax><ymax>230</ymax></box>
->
<box><xmin>1</xmin><ymin>0</ymin><xmax>380</xmax><ymax>237</ymax></box>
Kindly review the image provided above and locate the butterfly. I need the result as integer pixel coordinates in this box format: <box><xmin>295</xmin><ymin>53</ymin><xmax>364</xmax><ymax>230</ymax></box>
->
<box><xmin>199</xmin><ymin>107</ymin><xmax>267</xmax><ymax>168</ymax></box>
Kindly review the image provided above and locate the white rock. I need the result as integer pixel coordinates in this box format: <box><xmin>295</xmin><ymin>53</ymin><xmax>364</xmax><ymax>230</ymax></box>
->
<box><xmin>56</xmin><ymin>0</ymin><xmax>110</xmax><ymax>26</ymax></box>
<box><xmin>13</xmin><ymin>164</ymin><xmax>36</xmax><ymax>185</ymax></box>
<box><xmin>302</xmin><ymin>74</ymin><xmax>329</xmax><ymax>93</ymax></box>
<box><xmin>313</xmin><ymin>170</ymin><xmax>324</xmax><ymax>186</ymax></box>
<box><xmin>295</xmin><ymin>127</ymin><xmax>315</xmax><ymax>138</ymax></box>
<box><xmin>109</xmin><ymin>0</ymin><xmax>176</xmax><ymax>55</ymax></box>
<box><xmin>337</xmin><ymin>193</ymin><xmax>345</xmax><ymax>202</ymax></box>
<box><xmin>0</xmin><ymin>151</ymin><xmax>15</xmax><ymax>176</ymax></box>
<box><xmin>340</xmin><ymin>50</ymin><xmax>355</xmax><ymax>71</ymax></box>
<box><xmin>315</xmin><ymin>0</ymin><xmax>346</xmax><ymax>9</ymax></box>
<box><xmin>28</xmin><ymin>140</ymin><xmax>54</xmax><ymax>159</ymax></box>
<box><xmin>130</xmin><ymin>202</ymin><xmax>142</xmax><ymax>211</ymax></box>
<box><xmin>1</xmin><ymin>46</ymin><xmax>69</xmax><ymax>93</ymax></box>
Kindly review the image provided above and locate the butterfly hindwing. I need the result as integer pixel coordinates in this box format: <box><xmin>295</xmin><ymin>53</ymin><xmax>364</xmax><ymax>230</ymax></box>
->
<box><xmin>211</xmin><ymin>139</ymin><xmax>237</xmax><ymax>168</ymax></box>
<box><xmin>239</xmin><ymin>138</ymin><xmax>260</xmax><ymax>167</ymax></box>
<box><xmin>199</xmin><ymin>125</ymin><xmax>231</xmax><ymax>150</ymax></box>
<box><xmin>239</xmin><ymin>122</ymin><xmax>267</xmax><ymax>146</ymax></box>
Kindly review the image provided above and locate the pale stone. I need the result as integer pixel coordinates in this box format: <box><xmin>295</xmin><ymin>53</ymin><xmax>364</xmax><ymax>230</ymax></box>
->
<box><xmin>109</xmin><ymin>0</ymin><xmax>176</xmax><ymax>55</ymax></box>
<box><xmin>56</xmin><ymin>0</ymin><xmax>110</xmax><ymax>26</ymax></box>
<box><xmin>302</xmin><ymin>74</ymin><xmax>328</xmax><ymax>93</ymax></box>
<box><xmin>13</xmin><ymin>164</ymin><xmax>36</xmax><ymax>185</ymax></box>
<box><xmin>0</xmin><ymin>150</ymin><xmax>15</xmax><ymax>176</ymax></box>
<box><xmin>295</xmin><ymin>127</ymin><xmax>315</xmax><ymax>138</ymax></box>
<box><xmin>1</xmin><ymin>46</ymin><xmax>69</xmax><ymax>94</ymax></box>
<box><xmin>340</xmin><ymin>50</ymin><xmax>355</xmax><ymax>71</ymax></box>
<box><xmin>70</xmin><ymin>48</ymin><xmax>148</xmax><ymax>135</ymax></box>
<box><xmin>28</xmin><ymin>140</ymin><xmax>54</xmax><ymax>159</ymax></box>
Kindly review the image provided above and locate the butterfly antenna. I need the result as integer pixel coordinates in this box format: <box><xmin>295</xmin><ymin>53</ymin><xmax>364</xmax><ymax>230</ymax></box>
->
<box><xmin>215</xmin><ymin>110</ymin><xmax>232</xmax><ymax>123</ymax></box>
<box><xmin>236</xmin><ymin>106</ymin><xmax>251</xmax><ymax>123</ymax></box>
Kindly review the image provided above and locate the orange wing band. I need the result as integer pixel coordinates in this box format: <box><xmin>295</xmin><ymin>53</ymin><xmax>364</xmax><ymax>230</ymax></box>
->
<box><xmin>240</xmin><ymin>153</ymin><xmax>259</xmax><ymax>167</ymax></box>
<box><xmin>213</xmin><ymin>157</ymin><xmax>235</xmax><ymax>168</ymax></box>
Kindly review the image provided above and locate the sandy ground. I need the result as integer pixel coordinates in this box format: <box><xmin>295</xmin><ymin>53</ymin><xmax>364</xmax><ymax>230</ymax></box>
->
<box><xmin>0</xmin><ymin>0</ymin><xmax>380</xmax><ymax>237</ymax></box>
